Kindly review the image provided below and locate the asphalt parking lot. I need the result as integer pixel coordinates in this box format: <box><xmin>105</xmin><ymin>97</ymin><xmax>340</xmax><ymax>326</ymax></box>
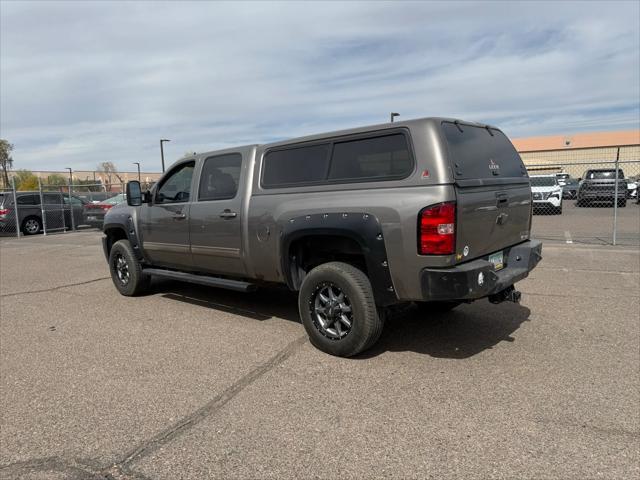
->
<box><xmin>1</xmin><ymin>231</ymin><xmax>638</xmax><ymax>479</ymax></box>
<box><xmin>531</xmin><ymin>200</ymin><xmax>640</xmax><ymax>246</ymax></box>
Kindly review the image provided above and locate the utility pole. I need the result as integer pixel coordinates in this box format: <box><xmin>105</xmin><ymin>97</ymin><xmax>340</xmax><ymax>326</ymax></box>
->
<box><xmin>160</xmin><ymin>139</ymin><xmax>171</xmax><ymax>172</ymax></box>
<box><xmin>133</xmin><ymin>162</ymin><xmax>141</xmax><ymax>182</ymax></box>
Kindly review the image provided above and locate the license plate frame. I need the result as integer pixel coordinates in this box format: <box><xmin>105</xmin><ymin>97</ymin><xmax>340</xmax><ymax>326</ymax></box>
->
<box><xmin>488</xmin><ymin>251</ymin><xmax>504</xmax><ymax>271</ymax></box>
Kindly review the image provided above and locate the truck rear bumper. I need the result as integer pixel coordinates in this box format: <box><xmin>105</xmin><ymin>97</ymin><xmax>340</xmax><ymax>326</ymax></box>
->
<box><xmin>420</xmin><ymin>239</ymin><xmax>542</xmax><ymax>301</ymax></box>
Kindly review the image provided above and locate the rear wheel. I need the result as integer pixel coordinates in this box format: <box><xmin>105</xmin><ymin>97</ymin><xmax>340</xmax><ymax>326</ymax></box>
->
<box><xmin>617</xmin><ymin>199</ymin><xmax>626</xmax><ymax>208</ymax></box>
<box><xmin>109</xmin><ymin>239</ymin><xmax>150</xmax><ymax>296</ymax></box>
<box><xmin>22</xmin><ymin>216</ymin><xmax>42</xmax><ymax>235</ymax></box>
<box><xmin>298</xmin><ymin>262</ymin><xmax>383</xmax><ymax>357</ymax></box>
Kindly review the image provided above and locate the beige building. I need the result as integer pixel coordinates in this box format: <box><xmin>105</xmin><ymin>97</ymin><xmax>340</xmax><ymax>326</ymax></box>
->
<box><xmin>511</xmin><ymin>130</ymin><xmax>640</xmax><ymax>178</ymax></box>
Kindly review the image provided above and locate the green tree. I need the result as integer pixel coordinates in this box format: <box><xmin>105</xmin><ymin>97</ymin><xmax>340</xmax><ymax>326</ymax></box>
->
<box><xmin>0</xmin><ymin>139</ymin><xmax>14</xmax><ymax>188</ymax></box>
<box><xmin>46</xmin><ymin>174</ymin><xmax>67</xmax><ymax>186</ymax></box>
<box><xmin>14</xmin><ymin>169</ymin><xmax>39</xmax><ymax>190</ymax></box>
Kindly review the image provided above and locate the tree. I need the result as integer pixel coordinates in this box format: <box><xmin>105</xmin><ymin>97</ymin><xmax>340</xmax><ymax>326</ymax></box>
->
<box><xmin>97</xmin><ymin>162</ymin><xmax>123</xmax><ymax>191</ymax></box>
<box><xmin>0</xmin><ymin>139</ymin><xmax>14</xmax><ymax>188</ymax></box>
<box><xmin>14</xmin><ymin>169</ymin><xmax>39</xmax><ymax>190</ymax></box>
<box><xmin>46</xmin><ymin>174</ymin><xmax>67</xmax><ymax>186</ymax></box>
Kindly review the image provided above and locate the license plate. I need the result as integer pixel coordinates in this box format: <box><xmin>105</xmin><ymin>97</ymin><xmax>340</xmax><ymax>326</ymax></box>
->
<box><xmin>87</xmin><ymin>216</ymin><xmax>97</xmax><ymax>221</ymax></box>
<box><xmin>489</xmin><ymin>251</ymin><xmax>504</xmax><ymax>270</ymax></box>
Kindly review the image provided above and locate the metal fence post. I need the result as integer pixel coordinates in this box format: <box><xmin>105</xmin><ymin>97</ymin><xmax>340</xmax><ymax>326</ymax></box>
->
<box><xmin>11</xmin><ymin>177</ymin><xmax>20</xmax><ymax>238</ymax></box>
<box><xmin>38</xmin><ymin>178</ymin><xmax>47</xmax><ymax>235</ymax></box>
<box><xmin>60</xmin><ymin>186</ymin><xmax>67</xmax><ymax>233</ymax></box>
<box><xmin>612</xmin><ymin>147</ymin><xmax>620</xmax><ymax>246</ymax></box>
<box><xmin>68</xmin><ymin>180</ymin><xmax>76</xmax><ymax>231</ymax></box>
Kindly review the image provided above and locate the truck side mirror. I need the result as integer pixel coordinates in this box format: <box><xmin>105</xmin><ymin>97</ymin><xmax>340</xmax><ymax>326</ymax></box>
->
<box><xmin>126</xmin><ymin>181</ymin><xmax>143</xmax><ymax>206</ymax></box>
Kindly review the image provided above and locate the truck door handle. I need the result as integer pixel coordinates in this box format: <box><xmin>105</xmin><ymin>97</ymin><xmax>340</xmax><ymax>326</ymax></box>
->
<box><xmin>172</xmin><ymin>212</ymin><xmax>187</xmax><ymax>220</ymax></box>
<box><xmin>496</xmin><ymin>193</ymin><xmax>508</xmax><ymax>207</ymax></box>
<box><xmin>219</xmin><ymin>210</ymin><xmax>237</xmax><ymax>219</ymax></box>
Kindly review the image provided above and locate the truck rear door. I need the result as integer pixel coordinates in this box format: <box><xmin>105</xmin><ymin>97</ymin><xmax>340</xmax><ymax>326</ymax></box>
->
<box><xmin>441</xmin><ymin>122</ymin><xmax>531</xmax><ymax>263</ymax></box>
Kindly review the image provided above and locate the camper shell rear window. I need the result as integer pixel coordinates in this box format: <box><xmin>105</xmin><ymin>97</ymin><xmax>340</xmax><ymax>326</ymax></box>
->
<box><xmin>442</xmin><ymin>122</ymin><xmax>527</xmax><ymax>181</ymax></box>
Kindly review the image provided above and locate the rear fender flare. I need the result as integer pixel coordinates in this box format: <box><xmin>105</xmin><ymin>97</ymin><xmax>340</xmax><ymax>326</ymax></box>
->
<box><xmin>280</xmin><ymin>212</ymin><xmax>397</xmax><ymax>306</ymax></box>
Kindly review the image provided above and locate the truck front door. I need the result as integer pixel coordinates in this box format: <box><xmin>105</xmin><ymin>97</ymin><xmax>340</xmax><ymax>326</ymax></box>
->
<box><xmin>141</xmin><ymin>160</ymin><xmax>195</xmax><ymax>269</ymax></box>
<box><xmin>189</xmin><ymin>152</ymin><xmax>246</xmax><ymax>276</ymax></box>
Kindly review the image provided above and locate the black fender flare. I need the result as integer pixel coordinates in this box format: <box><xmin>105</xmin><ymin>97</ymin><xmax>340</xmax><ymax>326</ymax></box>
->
<box><xmin>280</xmin><ymin>212</ymin><xmax>397</xmax><ymax>306</ymax></box>
<box><xmin>103</xmin><ymin>216</ymin><xmax>144</xmax><ymax>262</ymax></box>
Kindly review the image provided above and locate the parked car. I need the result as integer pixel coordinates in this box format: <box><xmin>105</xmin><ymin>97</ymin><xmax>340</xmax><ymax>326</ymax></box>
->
<box><xmin>0</xmin><ymin>191</ymin><xmax>85</xmax><ymax>235</ymax></box>
<box><xmin>101</xmin><ymin>117</ymin><xmax>542</xmax><ymax>357</ymax></box>
<box><xmin>625</xmin><ymin>179</ymin><xmax>637</xmax><ymax>199</ymax></box>
<box><xmin>561</xmin><ymin>178</ymin><xmax>579</xmax><ymax>199</ymax></box>
<box><xmin>83</xmin><ymin>194</ymin><xmax>126</xmax><ymax>228</ymax></box>
<box><xmin>555</xmin><ymin>172</ymin><xmax>571</xmax><ymax>186</ymax></box>
<box><xmin>577</xmin><ymin>169</ymin><xmax>627</xmax><ymax>207</ymax></box>
<box><xmin>530</xmin><ymin>175</ymin><xmax>563</xmax><ymax>214</ymax></box>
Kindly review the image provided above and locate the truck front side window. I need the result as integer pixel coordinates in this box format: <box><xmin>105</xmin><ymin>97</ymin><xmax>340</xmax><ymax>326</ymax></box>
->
<box><xmin>156</xmin><ymin>162</ymin><xmax>195</xmax><ymax>204</ymax></box>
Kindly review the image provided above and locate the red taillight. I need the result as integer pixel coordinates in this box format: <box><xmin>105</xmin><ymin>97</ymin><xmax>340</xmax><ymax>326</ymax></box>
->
<box><xmin>0</xmin><ymin>208</ymin><xmax>10</xmax><ymax>216</ymax></box>
<box><xmin>418</xmin><ymin>202</ymin><xmax>456</xmax><ymax>255</ymax></box>
<box><xmin>86</xmin><ymin>204</ymin><xmax>112</xmax><ymax>211</ymax></box>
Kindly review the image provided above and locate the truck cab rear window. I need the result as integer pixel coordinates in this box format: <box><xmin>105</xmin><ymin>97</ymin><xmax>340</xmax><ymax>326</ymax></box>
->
<box><xmin>262</xmin><ymin>133</ymin><xmax>412</xmax><ymax>187</ymax></box>
<box><xmin>442</xmin><ymin>122</ymin><xmax>526</xmax><ymax>180</ymax></box>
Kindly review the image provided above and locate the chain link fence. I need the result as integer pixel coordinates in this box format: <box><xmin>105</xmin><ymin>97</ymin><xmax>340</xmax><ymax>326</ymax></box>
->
<box><xmin>524</xmin><ymin>145</ymin><xmax>639</xmax><ymax>246</ymax></box>
<box><xmin>0</xmin><ymin>179</ymin><xmax>126</xmax><ymax>237</ymax></box>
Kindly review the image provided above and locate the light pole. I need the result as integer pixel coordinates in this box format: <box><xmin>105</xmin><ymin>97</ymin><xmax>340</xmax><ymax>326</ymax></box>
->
<box><xmin>390</xmin><ymin>112</ymin><xmax>400</xmax><ymax>123</ymax></box>
<box><xmin>65</xmin><ymin>167</ymin><xmax>73</xmax><ymax>186</ymax></box>
<box><xmin>133</xmin><ymin>162</ymin><xmax>141</xmax><ymax>182</ymax></box>
<box><xmin>160</xmin><ymin>139</ymin><xmax>171</xmax><ymax>172</ymax></box>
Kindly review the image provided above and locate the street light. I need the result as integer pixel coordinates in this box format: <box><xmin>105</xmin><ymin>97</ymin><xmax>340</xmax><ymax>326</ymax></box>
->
<box><xmin>390</xmin><ymin>112</ymin><xmax>400</xmax><ymax>123</ymax></box>
<box><xmin>160</xmin><ymin>139</ymin><xmax>171</xmax><ymax>172</ymax></box>
<box><xmin>133</xmin><ymin>162</ymin><xmax>141</xmax><ymax>182</ymax></box>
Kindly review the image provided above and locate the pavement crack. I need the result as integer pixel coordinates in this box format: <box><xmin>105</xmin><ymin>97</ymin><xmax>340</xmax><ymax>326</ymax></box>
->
<box><xmin>0</xmin><ymin>276</ymin><xmax>109</xmax><ymax>298</ymax></box>
<box><xmin>117</xmin><ymin>334</ymin><xmax>308</xmax><ymax>468</ymax></box>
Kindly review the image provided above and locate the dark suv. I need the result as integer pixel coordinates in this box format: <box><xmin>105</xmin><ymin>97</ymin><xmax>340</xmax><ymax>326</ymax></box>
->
<box><xmin>0</xmin><ymin>192</ymin><xmax>85</xmax><ymax>235</ymax></box>
<box><xmin>577</xmin><ymin>169</ymin><xmax>627</xmax><ymax>207</ymax></box>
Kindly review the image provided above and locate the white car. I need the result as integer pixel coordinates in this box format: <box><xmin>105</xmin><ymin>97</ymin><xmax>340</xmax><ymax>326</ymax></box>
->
<box><xmin>530</xmin><ymin>175</ymin><xmax>563</xmax><ymax>214</ymax></box>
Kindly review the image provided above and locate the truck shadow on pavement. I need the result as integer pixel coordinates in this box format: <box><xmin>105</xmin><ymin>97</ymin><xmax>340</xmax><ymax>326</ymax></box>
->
<box><xmin>152</xmin><ymin>279</ymin><xmax>531</xmax><ymax>360</ymax></box>
<box><xmin>359</xmin><ymin>301</ymin><xmax>531</xmax><ymax>359</ymax></box>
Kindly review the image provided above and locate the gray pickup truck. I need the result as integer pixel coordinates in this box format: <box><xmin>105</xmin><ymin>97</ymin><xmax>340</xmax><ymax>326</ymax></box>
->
<box><xmin>102</xmin><ymin>117</ymin><xmax>542</xmax><ymax>357</ymax></box>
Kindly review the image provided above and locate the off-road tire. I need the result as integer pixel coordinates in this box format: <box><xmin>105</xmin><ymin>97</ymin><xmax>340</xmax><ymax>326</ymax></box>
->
<box><xmin>109</xmin><ymin>239</ymin><xmax>150</xmax><ymax>296</ymax></box>
<box><xmin>21</xmin><ymin>216</ymin><xmax>42</xmax><ymax>235</ymax></box>
<box><xmin>298</xmin><ymin>262</ymin><xmax>384</xmax><ymax>357</ymax></box>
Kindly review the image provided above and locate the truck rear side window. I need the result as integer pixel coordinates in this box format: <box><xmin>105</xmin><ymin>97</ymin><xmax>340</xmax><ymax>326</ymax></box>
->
<box><xmin>442</xmin><ymin>122</ymin><xmax>526</xmax><ymax>180</ymax></box>
<box><xmin>262</xmin><ymin>132</ymin><xmax>413</xmax><ymax>188</ymax></box>
<box><xmin>328</xmin><ymin>134</ymin><xmax>411</xmax><ymax>181</ymax></box>
<box><xmin>262</xmin><ymin>144</ymin><xmax>330</xmax><ymax>187</ymax></box>
<box><xmin>199</xmin><ymin>153</ymin><xmax>242</xmax><ymax>201</ymax></box>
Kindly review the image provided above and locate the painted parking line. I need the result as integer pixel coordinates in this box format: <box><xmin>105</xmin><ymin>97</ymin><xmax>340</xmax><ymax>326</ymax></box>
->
<box><xmin>564</xmin><ymin>230</ymin><xmax>573</xmax><ymax>244</ymax></box>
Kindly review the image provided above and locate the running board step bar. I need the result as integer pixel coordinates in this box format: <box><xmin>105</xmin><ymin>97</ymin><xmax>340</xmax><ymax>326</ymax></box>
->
<box><xmin>143</xmin><ymin>268</ymin><xmax>257</xmax><ymax>292</ymax></box>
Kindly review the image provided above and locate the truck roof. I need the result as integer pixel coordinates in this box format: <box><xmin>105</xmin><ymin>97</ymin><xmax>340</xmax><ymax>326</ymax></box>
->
<box><xmin>193</xmin><ymin>116</ymin><xmax>500</xmax><ymax>160</ymax></box>
<box><xmin>262</xmin><ymin>117</ymin><xmax>499</xmax><ymax>150</ymax></box>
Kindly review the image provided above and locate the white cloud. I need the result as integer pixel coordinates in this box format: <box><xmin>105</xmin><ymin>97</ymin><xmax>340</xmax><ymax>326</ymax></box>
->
<box><xmin>1</xmin><ymin>0</ymin><xmax>638</xmax><ymax>171</ymax></box>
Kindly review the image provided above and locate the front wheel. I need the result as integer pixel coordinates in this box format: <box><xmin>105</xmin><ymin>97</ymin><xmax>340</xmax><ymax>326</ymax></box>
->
<box><xmin>108</xmin><ymin>239</ymin><xmax>150</xmax><ymax>296</ymax></box>
<box><xmin>298</xmin><ymin>262</ymin><xmax>384</xmax><ymax>357</ymax></box>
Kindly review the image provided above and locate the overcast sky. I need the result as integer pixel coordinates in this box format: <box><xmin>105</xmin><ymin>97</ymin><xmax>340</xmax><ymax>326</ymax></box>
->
<box><xmin>1</xmin><ymin>1</ymin><xmax>639</xmax><ymax>172</ymax></box>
